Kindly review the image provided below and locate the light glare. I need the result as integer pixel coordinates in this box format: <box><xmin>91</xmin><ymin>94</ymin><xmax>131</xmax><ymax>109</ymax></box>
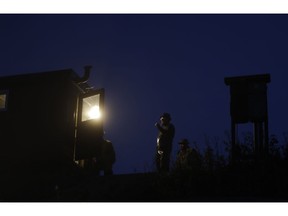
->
<box><xmin>88</xmin><ymin>105</ymin><xmax>101</xmax><ymax>119</ymax></box>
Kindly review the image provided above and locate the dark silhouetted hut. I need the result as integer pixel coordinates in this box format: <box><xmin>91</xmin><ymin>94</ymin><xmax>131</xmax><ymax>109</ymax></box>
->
<box><xmin>0</xmin><ymin>66</ymin><xmax>104</xmax><ymax>179</ymax></box>
<box><xmin>225</xmin><ymin>74</ymin><xmax>271</xmax><ymax>162</ymax></box>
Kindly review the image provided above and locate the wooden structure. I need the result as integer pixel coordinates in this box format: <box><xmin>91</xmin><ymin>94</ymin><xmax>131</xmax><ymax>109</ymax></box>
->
<box><xmin>0</xmin><ymin>66</ymin><xmax>105</xmax><ymax>178</ymax></box>
<box><xmin>224</xmin><ymin>74</ymin><xmax>271</xmax><ymax>162</ymax></box>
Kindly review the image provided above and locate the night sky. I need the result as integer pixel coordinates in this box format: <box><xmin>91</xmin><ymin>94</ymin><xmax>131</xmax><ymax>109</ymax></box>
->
<box><xmin>1</xmin><ymin>14</ymin><xmax>288</xmax><ymax>174</ymax></box>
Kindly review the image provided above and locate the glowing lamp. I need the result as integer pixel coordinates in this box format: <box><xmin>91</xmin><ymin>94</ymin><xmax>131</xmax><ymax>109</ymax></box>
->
<box><xmin>88</xmin><ymin>105</ymin><xmax>101</xmax><ymax>119</ymax></box>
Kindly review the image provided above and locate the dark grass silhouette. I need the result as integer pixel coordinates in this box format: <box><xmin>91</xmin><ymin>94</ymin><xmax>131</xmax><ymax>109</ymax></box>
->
<box><xmin>1</xmin><ymin>133</ymin><xmax>288</xmax><ymax>202</ymax></box>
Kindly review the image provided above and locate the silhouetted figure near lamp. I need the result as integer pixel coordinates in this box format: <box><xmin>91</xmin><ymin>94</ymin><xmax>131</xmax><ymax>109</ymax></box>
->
<box><xmin>94</xmin><ymin>138</ymin><xmax>116</xmax><ymax>176</ymax></box>
<box><xmin>155</xmin><ymin>112</ymin><xmax>175</xmax><ymax>173</ymax></box>
<box><xmin>86</xmin><ymin>138</ymin><xmax>116</xmax><ymax>176</ymax></box>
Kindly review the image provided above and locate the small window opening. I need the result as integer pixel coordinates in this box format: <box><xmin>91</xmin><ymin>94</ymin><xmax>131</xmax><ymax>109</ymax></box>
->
<box><xmin>0</xmin><ymin>91</ymin><xmax>8</xmax><ymax>111</ymax></box>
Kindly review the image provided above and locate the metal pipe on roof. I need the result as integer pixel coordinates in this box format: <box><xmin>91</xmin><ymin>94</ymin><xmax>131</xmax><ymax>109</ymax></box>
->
<box><xmin>75</xmin><ymin>65</ymin><xmax>92</xmax><ymax>84</ymax></box>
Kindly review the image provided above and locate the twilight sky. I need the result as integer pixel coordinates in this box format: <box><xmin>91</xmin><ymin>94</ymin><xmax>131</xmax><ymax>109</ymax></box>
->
<box><xmin>1</xmin><ymin>14</ymin><xmax>288</xmax><ymax>174</ymax></box>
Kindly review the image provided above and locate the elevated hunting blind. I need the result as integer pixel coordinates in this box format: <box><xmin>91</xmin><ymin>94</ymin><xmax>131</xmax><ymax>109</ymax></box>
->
<box><xmin>225</xmin><ymin>74</ymin><xmax>271</xmax><ymax>162</ymax></box>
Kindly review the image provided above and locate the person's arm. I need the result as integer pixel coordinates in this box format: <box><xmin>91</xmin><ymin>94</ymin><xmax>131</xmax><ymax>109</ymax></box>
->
<box><xmin>155</xmin><ymin>122</ymin><xmax>169</xmax><ymax>133</ymax></box>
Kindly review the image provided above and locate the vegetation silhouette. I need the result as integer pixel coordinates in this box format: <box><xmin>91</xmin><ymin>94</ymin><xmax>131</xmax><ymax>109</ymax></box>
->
<box><xmin>0</xmin><ymin>130</ymin><xmax>287</xmax><ymax>201</ymax></box>
<box><xmin>140</xmin><ymin>132</ymin><xmax>288</xmax><ymax>202</ymax></box>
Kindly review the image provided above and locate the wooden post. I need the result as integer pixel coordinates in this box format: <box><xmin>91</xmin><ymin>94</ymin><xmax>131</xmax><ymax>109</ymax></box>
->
<box><xmin>231</xmin><ymin>120</ymin><xmax>236</xmax><ymax>165</ymax></box>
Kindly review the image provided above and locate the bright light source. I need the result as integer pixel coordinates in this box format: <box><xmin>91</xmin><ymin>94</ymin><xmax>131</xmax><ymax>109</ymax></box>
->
<box><xmin>88</xmin><ymin>105</ymin><xmax>101</xmax><ymax>119</ymax></box>
<box><xmin>82</xmin><ymin>94</ymin><xmax>101</xmax><ymax>122</ymax></box>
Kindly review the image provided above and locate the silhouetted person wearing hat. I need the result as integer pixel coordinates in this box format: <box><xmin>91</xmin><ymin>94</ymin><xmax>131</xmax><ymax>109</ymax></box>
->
<box><xmin>155</xmin><ymin>113</ymin><xmax>175</xmax><ymax>173</ymax></box>
<box><xmin>175</xmin><ymin>138</ymin><xmax>201</xmax><ymax>172</ymax></box>
<box><xmin>175</xmin><ymin>139</ymin><xmax>194</xmax><ymax>171</ymax></box>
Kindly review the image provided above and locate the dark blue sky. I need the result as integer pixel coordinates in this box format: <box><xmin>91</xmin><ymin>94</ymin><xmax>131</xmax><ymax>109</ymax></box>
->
<box><xmin>1</xmin><ymin>14</ymin><xmax>288</xmax><ymax>174</ymax></box>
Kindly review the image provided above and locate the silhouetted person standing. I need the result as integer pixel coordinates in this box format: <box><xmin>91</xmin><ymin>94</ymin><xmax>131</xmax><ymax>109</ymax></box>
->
<box><xmin>175</xmin><ymin>139</ymin><xmax>194</xmax><ymax>171</ymax></box>
<box><xmin>86</xmin><ymin>128</ymin><xmax>116</xmax><ymax>176</ymax></box>
<box><xmin>155</xmin><ymin>113</ymin><xmax>175</xmax><ymax>173</ymax></box>
<box><xmin>174</xmin><ymin>138</ymin><xmax>202</xmax><ymax>173</ymax></box>
<box><xmin>95</xmin><ymin>139</ymin><xmax>116</xmax><ymax>176</ymax></box>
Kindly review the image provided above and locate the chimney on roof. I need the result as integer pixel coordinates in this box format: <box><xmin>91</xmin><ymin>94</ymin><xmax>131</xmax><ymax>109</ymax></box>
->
<box><xmin>75</xmin><ymin>65</ymin><xmax>92</xmax><ymax>84</ymax></box>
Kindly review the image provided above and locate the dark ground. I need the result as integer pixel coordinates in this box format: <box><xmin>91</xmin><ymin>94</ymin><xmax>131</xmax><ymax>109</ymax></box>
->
<box><xmin>1</xmin><ymin>162</ymin><xmax>288</xmax><ymax>202</ymax></box>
